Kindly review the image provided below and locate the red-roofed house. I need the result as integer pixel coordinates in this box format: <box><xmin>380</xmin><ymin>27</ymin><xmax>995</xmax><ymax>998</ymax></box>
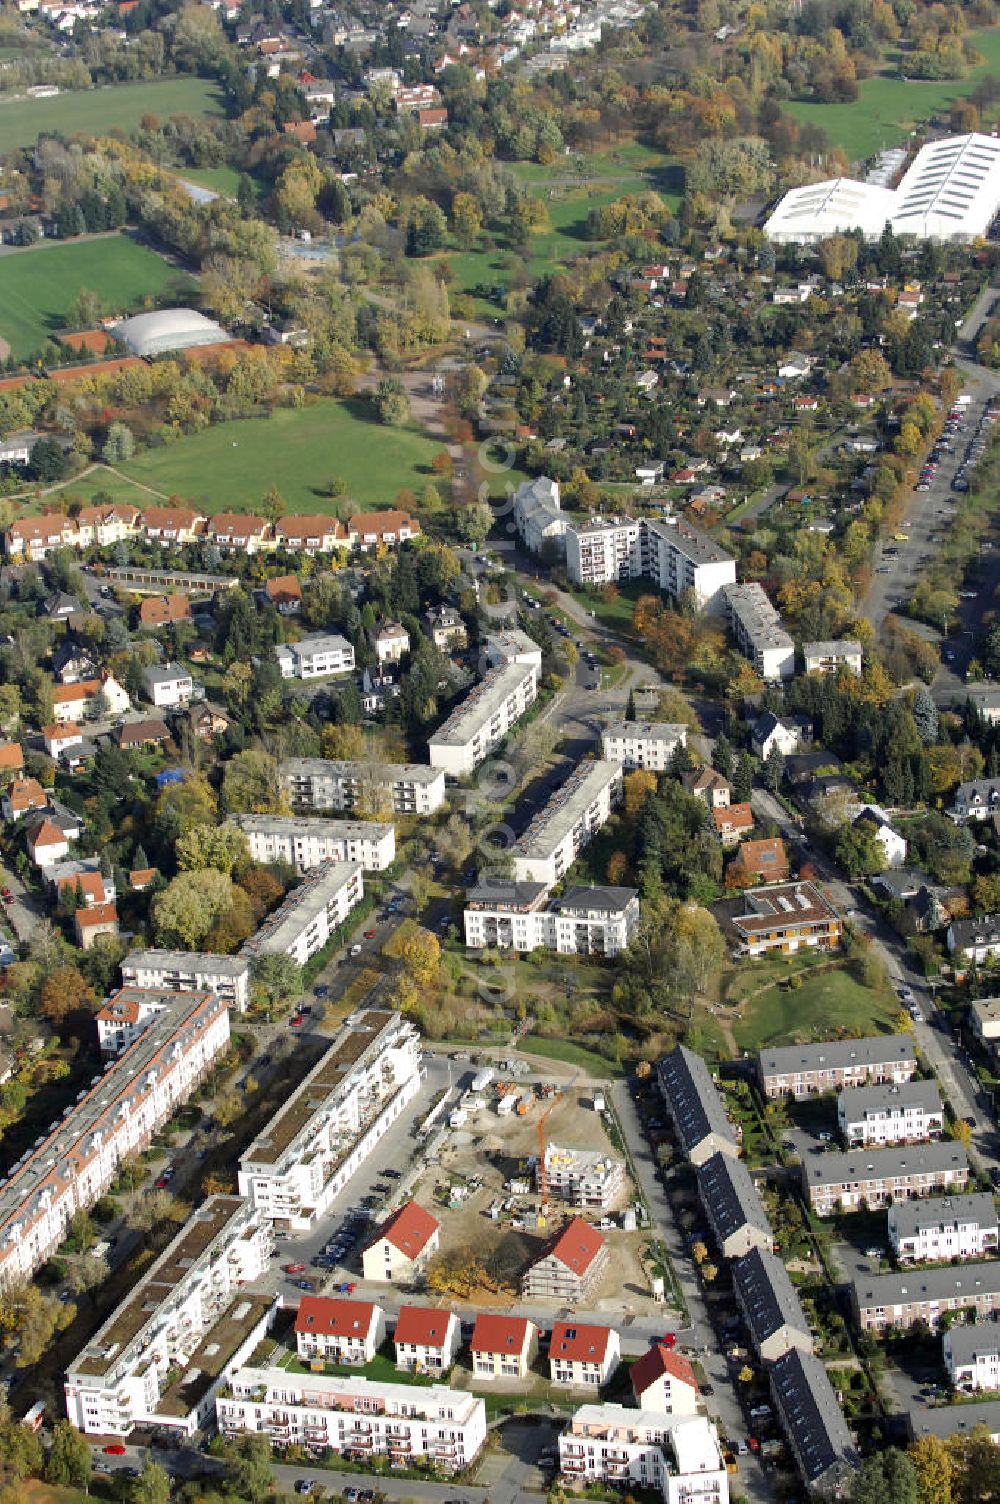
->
<box><xmin>265</xmin><ymin>575</ymin><xmax>303</xmax><ymax>614</ymax></box>
<box><xmin>275</xmin><ymin>516</ymin><xmax>349</xmax><ymax>554</ymax></box>
<box><xmin>26</xmin><ymin>817</ymin><xmax>69</xmax><ymax>867</ymax></box>
<box><xmin>294</xmin><ymin>1296</ymin><xmax>384</xmax><ymax>1364</ymax></box>
<box><xmin>393</xmin><ymin>1304</ymin><xmax>461</xmax><ymax>1373</ymax></box>
<box><xmin>209</xmin><ymin>514</ymin><xmax>272</xmax><ymax>554</ymax></box>
<box><xmin>713</xmin><ymin>802</ymin><xmax>754</xmax><ymax>849</ymax></box>
<box><xmin>0</xmin><ymin>744</ymin><xmax>24</xmax><ymax>778</ymax></box>
<box><xmin>348</xmin><ymin>510</ymin><xmax>421</xmax><ymax>552</ymax></box>
<box><xmin>548</xmin><ymin>1321</ymin><xmax>620</xmax><ymax>1387</ymax></box>
<box><xmin>2</xmin><ymin>777</ymin><xmax>49</xmax><ymax>823</ymax></box>
<box><xmin>74</xmin><ymin>901</ymin><xmax>120</xmax><ymax>951</ymax></box>
<box><xmin>129</xmin><ymin>867</ymin><xmax>157</xmax><ymax>893</ymax></box>
<box><xmin>521</xmin><ymin>1216</ymin><xmax>608</xmax><ymax>1302</ymax></box>
<box><xmin>57</xmin><ymin>871</ymin><xmax>107</xmax><ymax>909</ymax></box>
<box><xmin>470</xmin><ymin>1314</ymin><xmax>538</xmax><ymax>1379</ymax></box>
<box><xmin>42</xmin><ymin>724</ymin><xmax>82</xmax><ymax>759</ymax></box>
<box><xmin>139</xmin><ymin>594</ymin><xmax>193</xmax><ymax>629</ymax></box>
<box><xmin>6</xmin><ymin>513</ymin><xmax>78</xmax><ymax>560</ymax></box>
<box><xmin>629</xmin><ymin>1344</ymin><xmax>698</xmax><ymax>1414</ymax></box>
<box><xmin>362</xmin><ymin>1201</ymin><xmax>440</xmax><ymax>1283</ymax></box>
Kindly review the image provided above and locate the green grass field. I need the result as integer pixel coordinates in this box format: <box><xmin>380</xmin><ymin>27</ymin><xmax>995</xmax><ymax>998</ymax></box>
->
<box><xmin>0</xmin><ymin>76</ymin><xmax>224</xmax><ymax>154</ymax></box>
<box><xmin>729</xmin><ymin>965</ymin><xmax>897</xmax><ymax>1054</ymax></box>
<box><xmin>518</xmin><ymin>1034</ymin><xmax>623</xmax><ymax>1076</ymax></box>
<box><xmin>117</xmin><ymin>399</ymin><xmax>442</xmax><ymax>513</ymax></box>
<box><xmin>174</xmin><ymin>165</ymin><xmax>248</xmax><ymax>198</ymax></box>
<box><xmin>0</xmin><ymin>235</ymin><xmax>193</xmax><ymax>360</ymax></box>
<box><xmin>786</xmin><ymin>27</ymin><xmax>1000</xmax><ymax>160</ymax></box>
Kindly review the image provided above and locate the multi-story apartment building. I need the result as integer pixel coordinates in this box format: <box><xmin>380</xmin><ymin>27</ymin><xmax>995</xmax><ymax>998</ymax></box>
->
<box><xmin>216</xmin><ymin>1371</ymin><xmax>486</xmax><ymax>1471</ymax></box>
<box><xmin>229</xmin><ymin>815</ymin><xmax>395</xmax><ymax>873</ymax></box>
<box><xmin>239</xmin><ymin>860</ymin><xmax>364</xmax><ymax>966</ymax></box>
<box><xmin>275</xmin><ymin>634</ymin><xmax>356</xmax><ymax>680</ymax></box>
<box><xmin>970</xmin><ymin>997</ymin><xmax>1000</xmax><ymax>1058</ymax></box>
<box><xmin>802</xmin><ymin>1142</ymin><xmax>969</xmax><ymax>1216</ymax></box>
<box><xmin>722</xmin><ymin>581</ymin><xmax>795</xmax><ymax>681</ymax></box>
<box><xmin>562</xmin><ymin>513</ymin><xmax>736</xmax><ymax>612</ymax></box>
<box><xmin>950</xmin><ymin>777</ymin><xmax>1000</xmax><ymax>823</ymax></box>
<box><xmin>656</xmin><ymin>1045</ymin><xmax>740</xmax><ymax>1167</ymax></box>
<box><xmin>483</xmin><ymin>629</ymin><xmax>543</xmax><ymax>672</ymax></box>
<box><xmin>0</xmin><ymin>987</ymin><xmax>229</xmax><ymax>1290</ymax></box>
<box><xmin>729</xmin><ymin>881</ymin><xmax>842</xmax><ymax>959</ymax></box>
<box><xmin>294</xmin><ymin>1297</ymin><xmax>385</xmax><ymax>1366</ymax></box>
<box><xmin>64</xmin><ymin>1197</ymin><xmax>274</xmax><ymax>1437</ymax></box>
<box><xmin>852</xmin><ymin>1262</ymin><xmax>1000</xmax><ymax>1333</ymax></box>
<box><xmin>513</xmin><ymin>475</ymin><xmax>567</xmax><ymax>557</ymax></box>
<box><xmin>836</xmin><ymin>1080</ymin><xmax>944</xmax><ymax>1147</ymax></box>
<box><xmin>944</xmin><ymin>1324</ymin><xmax>1000</xmax><ymax>1392</ymax></box>
<box><xmin>237</xmin><ymin>1009</ymin><xmax>422</xmax><ymax>1231</ymax></box>
<box><xmin>280</xmin><ymin>758</ymin><xmax>446</xmax><ymax>816</ymax></box>
<box><xmin>696</xmin><ymin>1151</ymin><xmax>773</xmax><ymax>1260</ymax></box>
<box><xmin>511</xmin><ymin>760</ymin><xmax>623</xmax><ymax>886</ymax></box>
<box><xmin>888</xmin><ymin>1193</ymin><xmax>999</xmax><ymax>1263</ymax></box>
<box><xmin>767</xmin><ymin>1349</ymin><xmax>859</xmax><ymax>1498</ymax></box>
<box><xmin>120</xmin><ymin>950</ymin><xmax>250</xmax><ymax>1013</ymax></box>
<box><xmin>802</xmin><ymin>639</ymin><xmax>863</xmax><ymax>676</ymax></box>
<box><xmin>521</xmin><ymin>1217</ymin><xmax>609</xmax><ymax>1302</ymax></box>
<box><xmin>731</xmin><ymin>1248</ymin><xmax>812</xmax><ymax>1364</ymax></box>
<box><xmin>427</xmin><ymin>661</ymin><xmax>538</xmax><ymax>777</ymax></box>
<box><xmin>549</xmin><ymin>1322</ymin><xmax>621</xmax><ymax>1388</ymax></box>
<box><xmin>908</xmin><ymin>1400</ymin><xmax>1000</xmax><ymax>1446</ymax></box>
<box><xmin>757</xmin><ymin>1035</ymin><xmax>917</xmax><ymax>1101</ymax></box>
<box><xmin>463</xmin><ymin>882</ymin><xmax>639</xmax><ymax>957</ymax></box>
<box><xmin>559</xmin><ymin>1406</ymin><xmax>729</xmax><ymax>1504</ymax></box>
<box><xmin>565</xmin><ymin>515</ymin><xmax>643</xmax><ymax>589</ymax></box>
<box><xmin>539</xmin><ymin>1145</ymin><xmax>626</xmax><ymax>1212</ymax></box>
<box><xmin>601</xmin><ymin>720</ymin><xmax>687</xmax><ymax>772</ymax></box>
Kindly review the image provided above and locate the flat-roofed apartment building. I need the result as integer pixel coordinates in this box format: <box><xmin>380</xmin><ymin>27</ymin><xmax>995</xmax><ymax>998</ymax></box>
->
<box><xmin>511</xmin><ymin>760</ymin><xmax>623</xmax><ymax>886</ymax></box>
<box><xmin>563</xmin><ymin>514</ymin><xmax>736</xmax><ymax>613</ymax></box>
<box><xmin>558</xmin><ymin>1405</ymin><xmax>730</xmax><ymax>1504</ymax></box>
<box><xmin>427</xmin><ymin>660</ymin><xmax>538</xmax><ymax>777</ymax></box>
<box><xmin>237</xmin><ymin>1009</ymin><xmax>422</xmax><ymax>1231</ymax></box>
<box><xmin>837</xmin><ymin>1080</ymin><xmax>944</xmax><ymax>1147</ymax></box>
<box><xmin>280</xmin><ymin>757</ymin><xmax>446</xmax><ymax>816</ymax></box>
<box><xmin>722</xmin><ymin>581</ymin><xmax>795</xmax><ymax>681</ymax></box>
<box><xmin>229</xmin><ymin>814</ymin><xmax>396</xmax><ymax>873</ymax></box>
<box><xmin>601</xmin><ymin>720</ymin><xmax>687</xmax><ymax>772</ymax></box>
<box><xmin>120</xmin><ymin>949</ymin><xmax>250</xmax><ymax>1012</ymax></box>
<box><xmin>852</xmin><ymin>1261</ymin><xmax>1000</xmax><ymax>1333</ymax></box>
<box><xmin>803</xmin><ymin>1142</ymin><xmax>969</xmax><ymax>1217</ymax></box>
<box><xmin>656</xmin><ymin>1044</ymin><xmax>740</xmax><ymax>1167</ymax></box>
<box><xmin>463</xmin><ymin>881</ymin><xmax>640</xmax><ymax>957</ymax></box>
<box><xmin>758</xmin><ymin>1034</ymin><xmax>917</xmax><ymax>1100</ymax></box>
<box><xmin>217</xmin><ymin>1371</ymin><xmax>487</xmax><ymax>1472</ymax></box>
<box><xmin>0</xmin><ymin>987</ymin><xmax>230</xmax><ymax>1290</ymax></box>
<box><xmin>540</xmin><ymin>1145</ymin><xmax>626</xmax><ymax>1212</ymax></box>
<box><xmin>275</xmin><ymin>633</ymin><xmax>355</xmax><ymax>680</ymax></box>
<box><xmin>888</xmin><ymin>1193</ymin><xmax>999</xmax><ymax>1263</ymax></box>
<box><xmin>730</xmin><ymin>881</ymin><xmax>842</xmax><ymax>959</ymax></box>
<box><xmin>64</xmin><ymin>1197</ymin><xmax>275</xmax><ymax>1437</ymax></box>
<box><xmin>239</xmin><ymin>860</ymin><xmax>363</xmax><ymax>967</ymax></box>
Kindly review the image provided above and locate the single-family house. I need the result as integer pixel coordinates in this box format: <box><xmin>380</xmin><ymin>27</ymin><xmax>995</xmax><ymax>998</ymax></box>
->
<box><xmin>713</xmin><ymin>803</ymin><xmax>753</xmax><ymax>848</ymax></box>
<box><xmin>74</xmin><ymin>901</ymin><xmax>120</xmax><ymax>950</ymax></box>
<box><xmin>725</xmin><ymin>838</ymin><xmax>791</xmax><ymax>890</ymax></box>
<box><xmin>361</xmin><ymin>1202</ymin><xmax>440</xmax><ymax>1284</ymax></box>
<box><xmin>470</xmin><ymin>1315</ymin><xmax>537</xmax><ymax>1380</ymax></box>
<box><xmin>548</xmin><ymin>1321</ymin><xmax>620</xmax><ymax>1388</ymax></box>
<box><xmin>294</xmin><ymin>1296</ymin><xmax>384</xmax><ymax>1366</ymax></box>
<box><xmin>682</xmin><ymin>766</ymin><xmax>731</xmax><ymax>809</ymax></box>
<box><xmin>393</xmin><ymin>1306</ymin><xmax>460</xmax><ymax>1374</ymax></box>
<box><xmin>629</xmin><ymin>1344</ymin><xmax>699</xmax><ymax>1414</ymax></box>
<box><xmin>144</xmin><ymin>663</ymin><xmax>194</xmax><ymax>709</ymax></box>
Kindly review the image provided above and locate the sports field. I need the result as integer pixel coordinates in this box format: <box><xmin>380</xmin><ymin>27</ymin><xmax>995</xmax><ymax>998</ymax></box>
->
<box><xmin>117</xmin><ymin>399</ymin><xmax>441</xmax><ymax>513</ymax></box>
<box><xmin>0</xmin><ymin>76</ymin><xmax>224</xmax><ymax>154</ymax></box>
<box><xmin>0</xmin><ymin>235</ymin><xmax>193</xmax><ymax>360</ymax></box>
<box><xmin>786</xmin><ymin>27</ymin><xmax>1000</xmax><ymax>161</ymax></box>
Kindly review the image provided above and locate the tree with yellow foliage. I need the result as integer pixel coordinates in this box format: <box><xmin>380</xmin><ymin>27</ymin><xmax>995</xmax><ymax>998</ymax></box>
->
<box><xmin>624</xmin><ymin>769</ymin><xmax>658</xmax><ymax>819</ymax></box>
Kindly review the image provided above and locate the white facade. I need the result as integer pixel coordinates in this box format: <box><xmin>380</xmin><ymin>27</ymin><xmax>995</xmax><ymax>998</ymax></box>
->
<box><xmin>275</xmin><ymin>634</ymin><xmax>355</xmax><ymax>680</ymax></box>
<box><xmin>563</xmin><ymin>514</ymin><xmax>736</xmax><ymax>613</ymax></box>
<box><xmin>120</xmin><ymin>950</ymin><xmax>250</xmax><ymax>1013</ymax></box>
<box><xmin>376</xmin><ymin>623</ymin><xmax>410</xmax><ymax>664</ymax></box>
<box><xmin>464</xmin><ymin>884</ymin><xmax>639</xmax><ymax>957</ymax></box>
<box><xmin>484</xmin><ymin>629</ymin><xmax>544</xmax><ymax>672</ymax></box>
<box><xmin>239</xmin><ymin>861</ymin><xmax>364</xmax><ymax>967</ymax></box>
<box><xmin>230</xmin><ymin>815</ymin><xmax>395</xmax><ymax>873</ymax></box>
<box><xmin>722</xmin><ymin>583</ymin><xmax>795</xmax><ymax>681</ymax></box>
<box><xmin>541</xmin><ymin>1144</ymin><xmax>626</xmax><ymax>1211</ymax></box>
<box><xmin>295</xmin><ymin>1298</ymin><xmax>385</xmax><ymax>1365</ymax></box>
<box><xmin>764</xmin><ymin>178</ymin><xmax>901</xmax><ymax>244</ymax></box>
<box><xmin>217</xmin><ymin>1371</ymin><xmax>487</xmax><ymax>1471</ymax></box>
<box><xmin>549</xmin><ymin>1323</ymin><xmax>621</xmax><ymax>1387</ymax></box>
<box><xmin>945</xmin><ymin>1325</ymin><xmax>1000</xmax><ymax>1392</ymax></box>
<box><xmin>837</xmin><ymin>1081</ymin><xmax>944</xmax><ymax>1147</ymax></box>
<box><xmin>427</xmin><ymin>660</ymin><xmax>538</xmax><ymax>777</ymax></box>
<box><xmin>144</xmin><ymin>662</ymin><xmax>193</xmax><ymax>708</ymax></box>
<box><xmin>65</xmin><ymin>1197</ymin><xmax>274</xmax><ymax>1437</ymax></box>
<box><xmin>511</xmin><ymin>760</ymin><xmax>624</xmax><ymax>886</ymax></box>
<box><xmin>237</xmin><ymin>1009</ymin><xmax>422</xmax><ymax>1231</ymax></box>
<box><xmin>393</xmin><ymin>1308</ymin><xmax>461</xmax><ymax>1373</ymax></box>
<box><xmin>803</xmin><ymin>640</ymin><xmax>863</xmax><ymax>676</ymax></box>
<box><xmin>888</xmin><ymin>1193</ymin><xmax>1000</xmax><ymax>1264</ymax></box>
<box><xmin>513</xmin><ymin>476</ymin><xmax>567</xmax><ymax>557</ymax></box>
<box><xmin>281</xmin><ymin>758</ymin><xmax>446</xmax><ymax>816</ymax></box>
<box><xmin>601</xmin><ymin>720</ymin><xmax>686</xmax><ymax>772</ymax></box>
<box><xmin>560</xmin><ymin>1405</ymin><xmax>729</xmax><ymax>1504</ymax></box>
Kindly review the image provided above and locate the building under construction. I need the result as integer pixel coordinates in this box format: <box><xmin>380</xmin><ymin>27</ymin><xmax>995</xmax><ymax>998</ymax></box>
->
<box><xmin>537</xmin><ymin>1143</ymin><xmax>626</xmax><ymax>1212</ymax></box>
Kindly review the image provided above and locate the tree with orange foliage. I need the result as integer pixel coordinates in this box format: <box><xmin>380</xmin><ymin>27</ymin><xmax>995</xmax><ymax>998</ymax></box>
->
<box><xmin>40</xmin><ymin>966</ymin><xmax>96</xmax><ymax>1026</ymax></box>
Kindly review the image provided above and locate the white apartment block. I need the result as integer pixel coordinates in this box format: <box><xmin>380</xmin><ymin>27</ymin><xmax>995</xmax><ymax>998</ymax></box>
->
<box><xmin>237</xmin><ymin>1009</ymin><xmax>422</xmax><ymax>1231</ymax></box>
<box><xmin>722</xmin><ymin>582</ymin><xmax>795</xmax><ymax>681</ymax></box>
<box><xmin>120</xmin><ymin>950</ymin><xmax>251</xmax><ymax>1013</ymax></box>
<box><xmin>483</xmin><ymin>629</ymin><xmax>543</xmax><ymax>672</ymax></box>
<box><xmin>144</xmin><ymin>662</ymin><xmax>194</xmax><ymax>708</ymax></box>
<box><xmin>758</xmin><ymin>1035</ymin><xmax>917</xmax><ymax>1100</ymax></box>
<box><xmin>559</xmin><ymin>1405</ymin><xmax>729</xmax><ymax>1504</ymax></box>
<box><xmin>217</xmin><ymin>1371</ymin><xmax>487</xmax><ymax>1473</ymax></box>
<box><xmin>281</xmin><ymin>758</ymin><xmax>446</xmax><ymax>816</ymax></box>
<box><xmin>563</xmin><ymin>514</ymin><xmax>736</xmax><ymax>613</ymax></box>
<box><xmin>566</xmin><ymin>515</ymin><xmax>643</xmax><ymax>589</ymax></box>
<box><xmin>229</xmin><ymin>815</ymin><xmax>396</xmax><ymax>873</ymax></box>
<box><xmin>837</xmin><ymin>1080</ymin><xmax>944</xmax><ymax>1148</ymax></box>
<box><xmin>540</xmin><ymin>1145</ymin><xmax>626</xmax><ymax>1211</ymax></box>
<box><xmin>64</xmin><ymin>1197</ymin><xmax>274</xmax><ymax>1437</ymax></box>
<box><xmin>464</xmin><ymin>882</ymin><xmax>639</xmax><ymax>957</ymax></box>
<box><xmin>803</xmin><ymin>639</ymin><xmax>863</xmax><ymax>676</ymax></box>
<box><xmin>0</xmin><ymin>987</ymin><xmax>229</xmax><ymax>1290</ymax></box>
<box><xmin>427</xmin><ymin>660</ymin><xmax>538</xmax><ymax>777</ymax></box>
<box><xmin>275</xmin><ymin>633</ymin><xmax>356</xmax><ymax>680</ymax></box>
<box><xmin>601</xmin><ymin>720</ymin><xmax>687</xmax><ymax>772</ymax></box>
<box><xmin>888</xmin><ymin>1193</ymin><xmax>1000</xmax><ymax>1264</ymax></box>
<box><xmin>239</xmin><ymin>860</ymin><xmax>364</xmax><ymax>967</ymax></box>
<box><xmin>945</xmin><ymin>1324</ymin><xmax>1000</xmax><ymax>1392</ymax></box>
<box><xmin>511</xmin><ymin>760</ymin><xmax>624</xmax><ymax>886</ymax></box>
<box><xmin>802</xmin><ymin>1142</ymin><xmax>969</xmax><ymax>1216</ymax></box>
<box><xmin>513</xmin><ymin>475</ymin><xmax>568</xmax><ymax>557</ymax></box>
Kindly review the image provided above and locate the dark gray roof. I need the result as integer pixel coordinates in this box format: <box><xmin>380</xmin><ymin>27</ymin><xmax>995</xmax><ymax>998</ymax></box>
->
<box><xmin>553</xmin><ymin>885</ymin><xmax>638</xmax><ymax>916</ymax></box>
<box><xmin>907</xmin><ymin>1400</ymin><xmax>1000</xmax><ymax>1443</ymax></box>
<box><xmin>732</xmin><ymin>1247</ymin><xmax>811</xmax><ymax>1353</ymax></box>
<box><xmin>769</xmin><ymin>1349</ymin><xmax>858</xmax><ymax>1491</ymax></box>
<box><xmin>803</xmin><ymin>1141</ymin><xmax>967</xmax><ymax>1191</ymax></box>
<box><xmin>854</xmin><ymin>1261</ymin><xmax>1000</xmax><ymax>1312</ymax></box>
<box><xmin>657</xmin><ymin>1046</ymin><xmax>738</xmax><ymax>1162</ymax></box>
<box><xmin>466</xmin><ymin>879</ymin><xmax>549</xmax><ymax>909</ymax></box>
<box><xmin>889</xmin><ymin>1192</ymin><xmax>997</xmax><ymax>1239</ymax></box>
<box><xmin>944</xmin><ymin>1323</ymin><xmax>1000</xmax><ymax>1365</ymax></box>
<box><xmin>950</xmin><ymin>913</ymin><xmax>1000</xmax><ymax>948</ymax></box>
<box><xmin>759</xmin><ymin>1034</ymin><xmax>916</xmax><ymax>1081</ymax></box>
<box><xmin>696</xmin><ymin>1152</ymin><xmax>772</xmax><ymax>1246</ymax></box>
<box><xmin>837</xmin><ymin>1079</ymin><xmax>942</xmax><ymax>1121</ymax></box>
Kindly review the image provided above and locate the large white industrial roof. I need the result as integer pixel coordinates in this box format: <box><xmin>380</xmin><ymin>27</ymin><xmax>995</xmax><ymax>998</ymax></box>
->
<box><xmin>763</xmin><ymin>178</ymin><xmax>897</xmax><ymax>243</ymax></box>
<box><xmin>113</xmin><ymin>308</ymin><xmax>226</xmax><ymax>357</ymax></box>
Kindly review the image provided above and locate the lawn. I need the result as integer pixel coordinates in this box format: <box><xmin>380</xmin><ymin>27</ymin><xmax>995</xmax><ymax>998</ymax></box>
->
<box><xmin>0</xmin><ymin>76</ymin><xmax>225</xmax><ymax>154</ymax></box>
<box><xmin>117</xmin><ymin>399</ymin><xmax>442</xmax><ymax>513</ymax></box>
<box><xmin>518</xmin><ymin>1034</ymin><xmax>623</xmax><ymax>1077</ymax></box>
<box><xmin>786</xmin><ymin>26</ymin><xmax>1000</xmax><ymax>161</ymax></box>
<box><xmin>174</xmin><ymin>165</ymin><xmax>246</xmax><ymax>197</ymax></box>
<box><xmin>0</xmin><ymin>235</ymin><xmax>193</xmax><ymax>360</ymax></box>
<box><xmin>729</xmin><ymin>963</ymin><xmax>897</xmax><ymax>1054</ymax></box>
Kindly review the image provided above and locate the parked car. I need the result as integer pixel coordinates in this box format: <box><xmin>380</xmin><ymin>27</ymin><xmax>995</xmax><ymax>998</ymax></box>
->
<box><xmin>285</xmin><ymin>1263</ymin><xmax>306</xmax><ymax>1274</ymax></box>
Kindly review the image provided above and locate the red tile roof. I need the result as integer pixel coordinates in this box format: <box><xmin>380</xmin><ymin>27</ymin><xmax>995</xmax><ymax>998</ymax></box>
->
<box><xmin>7</xmin><ymin>778</ymin><xmax>48</xmax><ymax>815</ymax></box>
<box><xmin>265</xmin><ymin>574</ymin><xmax>303</xmax><ymax>606</ymax></box>
<box><xmin>549</xmin><ymin>1320</ymin><xmax>615</xmax><ymax>1364</ymax></box>
<box><xmin>139</xmin><ymin>594</ymin><xmax>192</xmax><ymax>627</ymax></box>
<box><xmin>294</xmin><ymin>1296</ymin><xmax>378</xmax><ymax>1339</ymax></box>
<box><xmin>27</xmin><ymin>817</ymin><xmax>64</xmax><ymax>851</ymax></box>
<box><xmin>0</xmin><ymin>744</ymin><xmax>23</xmax><ymax>772</ymax></box>
<box><xmin>57</xmin><ymin>872</ymin><xmax>106</xmax><ymax>906</ymax></box>
<box><xmin>630</xmin><ymin>1343</ymin><xmax>697</xmax><ymax>1401</ymax></box>
<box><xmin>542</xmin><ymin>1216</ymin><xmax>606</xmax><ymax>1277</ymax></box>
<box><xmin>375</xmin><ymin>1201</ymin><xmax>439</xmax><ymax>1259</ymax></box>
<box><xmin>393</xmin><ymin>1305</ymin><xmax>455</xmax><ymax>1349</ymax></box>
<box><xmin>75</xmin><ymin>901</ymin><xmax>118</xmax><ymax>929</ymax></box>
<box><xmin>470</xmin><ymin>1314</ymin><xmax>533</xmax><ymax>1354</ymax></box>
<box><xmin>713</xmin><ymin>802</ymin><xmax>753</xmax><ymax>834</ymax></box>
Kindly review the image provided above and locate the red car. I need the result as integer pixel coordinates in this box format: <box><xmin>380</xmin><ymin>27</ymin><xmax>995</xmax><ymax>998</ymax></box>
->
<box><xmin>1</xmin><ymin>888</ymin><xmax>13</xmax><ymax>905</ymax></box>
<box><xmin>285</xmin><ymin>1262</ymin><xmax>306</xmax><ymax>1274</ymax></box>
<box><xmin>661</xmin><ymin>1333</ymin><xmax>677</xmax><ymax>1349</ymax></box>
<box><xmin>103</xmin><ymin>1444</ymin><xmax>126</xmax><ymax>1456</ymax></box>
<box><xmin>364</xmin><ymin>929</ymin><xmax>376</xmax><ymax>939</ymax></box>
<box><xmin>290</xmin><ymin>1015</ymin><xmax>304</xmax><ymax>1027</ymax></box>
